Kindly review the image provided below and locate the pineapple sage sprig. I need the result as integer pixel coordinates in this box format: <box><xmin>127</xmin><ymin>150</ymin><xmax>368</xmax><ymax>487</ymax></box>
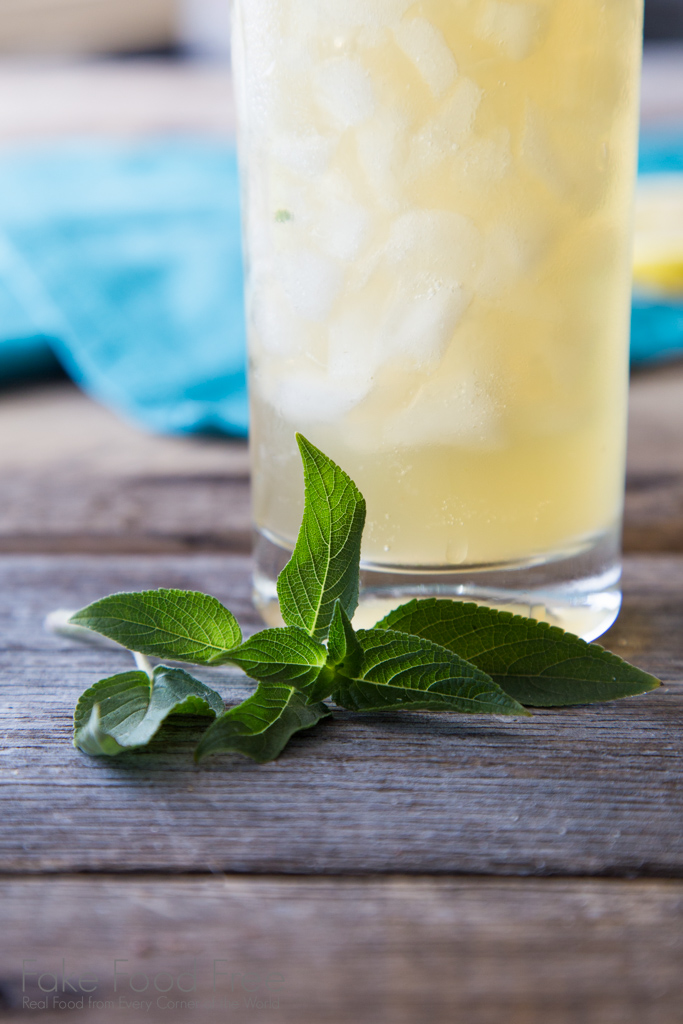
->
<box><xmin>70</xmin><ymin>434</ymin><xmax>659</xmax><ymax>764</ymax></box>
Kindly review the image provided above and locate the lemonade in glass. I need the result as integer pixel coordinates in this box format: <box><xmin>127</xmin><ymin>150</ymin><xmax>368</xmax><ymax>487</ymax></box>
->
<box><xmin>232</xmin><ymin>0</ymin><xmax>643</xmax><ymax>640</ymax></box>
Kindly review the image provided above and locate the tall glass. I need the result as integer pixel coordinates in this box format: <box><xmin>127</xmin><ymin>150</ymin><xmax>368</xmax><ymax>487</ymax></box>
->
<box><xmin>232</xmin><ymin>0</ymin><xmax>643</xmax><ymax>641</ymax></box>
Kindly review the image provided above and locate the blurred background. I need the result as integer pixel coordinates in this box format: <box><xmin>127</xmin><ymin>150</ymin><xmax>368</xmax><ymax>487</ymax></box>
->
<box><xmin>0</xmin><ymin>10</ymin><xmax>682</xmax><ymax>1020</ymax></box>
<box><xmin>0</xmin><ymin>0</ymin><xmax>248</xmax><ymax>442</ymax></box>
<box><xmin>645</xmin><ymin>0</ymin><xmax>683</xmax><ymax>37</ymax></box>
<box><xmin>0</xmin><ymin>0</ymin><xmax>682</xmax><ymax>559</ymax></box>
<box><xmin>0</xmin><ymin>0</ymin><xmax>682</xmax><ymax>433</ymax></box>
<box><xmin>0</xmin><ymin>0</ymin><xmax>678</xmax><ymax>56</ymax></box>
<box><xmin>0</xmin><ymin>0</ymin><xmax>229</xmax><ymax>57</ymax></box>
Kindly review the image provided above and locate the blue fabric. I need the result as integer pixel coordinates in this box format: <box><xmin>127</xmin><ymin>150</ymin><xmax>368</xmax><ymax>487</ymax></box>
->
<box><xmin>631</xmin><ymin>125</ymin><xmax>683</xmax><ymax>365</ymax></box>
<box><xmin>0</xmin><ymin>140</ymin><xmax>247</xmax><ymax>435</ymax></box>
<box><xmin>638</xmin><ymin>126</ymin><xmax>683</xmax><ymax>175</ymax></box>
<box><xmin>0</xmin><ymin>130</ymin><xmax>682</xmax><ymax>434</ymax></box>
<box><xmin>631</xmin><ymin>298</ymin><xmax>683</xmax><ymax>363</ymax></box>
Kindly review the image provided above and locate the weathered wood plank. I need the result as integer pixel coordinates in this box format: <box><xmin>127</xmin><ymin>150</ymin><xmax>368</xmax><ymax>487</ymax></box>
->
<box><xmin>0</xmin><ymin>553</ymin><xmax>681</xmax><ymax>877</ymax></box>
<box><xmin>624</xmin><ymin>364</ymin><xmax>683</xmax><ymax>553</ymax></box>
<box><xmin>4</xmin><ymin>365</ymin><xmax>683</xmax><ymax>553</ymax></box>
<box><xmin>1</xmin><ymin>875</ymin><xmax>682</xmax><ymax>1024</ymax></box>
<box><xmin>0</xmin><ymin>383</ymin><xmax>251</xmax><ymax>554</ymax></box>
<box><xmin>0</xmin><ymin>473</ymin><xmax>251</xmax><ymax>555</ymax></box>
<box><xmin>1</xmin><ymin>49</ymin><xmax>683</xmax><ymax>560</ymax></box>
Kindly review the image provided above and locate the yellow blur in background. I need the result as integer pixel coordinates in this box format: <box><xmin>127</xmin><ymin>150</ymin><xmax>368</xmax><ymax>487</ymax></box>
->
<box><xmin>634</xmin><ymin>176</ymin><xmax>683</xmax><ymax>298</ymax></box>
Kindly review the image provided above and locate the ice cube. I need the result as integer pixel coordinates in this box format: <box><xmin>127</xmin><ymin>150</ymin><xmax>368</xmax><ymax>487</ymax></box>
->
<box><xmin>265</xmin><ymin>171</ymin><xmax>371</xmax><ymax>267</ymax></box>
<box><xmin>436</xmin><ymin>78</ymin><xmax>483</xmax><ymax>138</ymax></box>
<box><xmin>357</xmin><ymin>25</ymin><xmax>389</xmax><ymax>48</ymax></box>
<box><xmin>521</xmin><ymin>103</ymin><xmax>565</xmax><ymax>194</ymax></box>
<box><xmin>237</xmin><ymin>0</ymin><xmax>281</xmax><ymax>81</ymax></box>
<box><xmin>393</xmin><ymin>17</ymin><xmax>457</xmax><ymax>98</ymax></box>
<box><xmin>312</xmin><ymin>296</ymin><xmax>398</xmax><ymax>417</ymax></box>
<box><xmin>475</xmin><ymin>225</ymin><xmax>527</xmax><ymax>298</ymax></box>
<box><xmin>311</xmin><ymin>0</ymin><xmax>416</xmax><ymax>31</ymax></box>
<box><xmin>278</xmin><ymin>247</ymin><xmax>343</xmax><ymax>322</ymax></box>
<box><xmin>250</xmin><ymin>280</ymin><xmax>317</xmax><ymax>358</ymax></box>
<box><xmin>457</xmin><ymin>128</ymin><xmax>512</xmax><ymax>183</ymax></box>
<box><xmin>241</xmin><ymin>175</ymin><xmax>273</xmax><ymax>262</ymax></box>
<box><xmin>380</xmin><ymin>279</ymin><xmax>470</xmax><ymax>365</ymax></box>
<box><xmin>385</xmin><ymin>209</ymin><xmax>483</xmax><ymax>285</ymax></box>
<box><xmin>315</xmin><ymin>198</ymin><xmax>371</xmax><ymax>262</ymax></box>
<box><xmin>408</xmin><ymin>78</ymin><xmax>483</xmax><ymax>173</ymax></box>
<box><xmin>237</xmin><ymin>0</ymin><xmax>321</xmax><ymax>137</ymax></box>
<box><xmin>476</xmin><ymin>215</ymin><xmax>552</xmax><ymax>298</ymax></box>
<box><xmin>361</xmin><ymin>0</ymin><xmax>417</xmax><ymax>27</ymax></box>
<box><xmin>266</xmin><ymin>179</ymin><xmax>315</xmax><ymax>258</ymax></box>
<box><xmin>272</xmin><ymin>130</ymin><xmax>338</xmax><ymax>179</ymax></box>
<box><xmin>328</xmin><ymin>300</ymin><xmax>383</xmax><ymax>381</ymax></box>
<box><xmin>313</xmin><ymin>57</ymin><xmax>376</xmax><ymax>127</ymax></box>
<box><xmin>475</xmin><ymin>1</ymin><xmax>544</xmax><ymax>61</ymax></box>
<box><xmin>239</xmin><ymin>45</ymin><xmax>317</xmax><ymax>145</ymax></box>
<box><xmin>385</xmin><ymin>366</ymin><xmax>499</xmax><ymax>448</ymax></box>
<box><xmin>267</xmin><ymin>367</ymin><xmax>371</xmax><ymax>425</ymax></box>
<box><xmin>311</xmin><ymin>169</ymin><xmax>374</xmax><ymax>258</ymax></box>
<box><xmin>266</xmin><ymin>58</ymin><xmax>324</xmax><ymax>135</ymax></box>
<box><xmin>524</xmin><ymin>104</ymin><xmax>610</xmax><ymax>213</ymax></box>
<box><xmin>356</xmin><ymin>111</ymin><xmax>410</xmax><ymax>207</ymax></box>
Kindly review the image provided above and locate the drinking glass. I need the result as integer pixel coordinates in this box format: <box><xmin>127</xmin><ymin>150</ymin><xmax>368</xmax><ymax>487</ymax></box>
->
<box><xmin>232</xmin><ymin>0</ymin><xmax>643</xmax><ymax>640</ymax></box>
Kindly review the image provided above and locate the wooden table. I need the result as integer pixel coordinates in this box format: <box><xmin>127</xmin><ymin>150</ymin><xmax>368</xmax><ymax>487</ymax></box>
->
<box><xmin>1</xmin><ymin>52</ymin><xmax>683</xmax><ymax>1024</ymax></box>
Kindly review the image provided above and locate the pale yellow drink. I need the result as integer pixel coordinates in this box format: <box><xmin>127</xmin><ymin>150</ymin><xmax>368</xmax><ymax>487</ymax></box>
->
<box><xmin>233</xmin><ymin>0</ymin><xmax>643</xmax><ymax>637</ymax></box>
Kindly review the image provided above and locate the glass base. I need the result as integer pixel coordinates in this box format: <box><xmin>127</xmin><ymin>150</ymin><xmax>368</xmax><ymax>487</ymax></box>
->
<box><xmin>252</xmin><ymin>527</ymin><xmax>622</xmax><ymax>642</ymax></box>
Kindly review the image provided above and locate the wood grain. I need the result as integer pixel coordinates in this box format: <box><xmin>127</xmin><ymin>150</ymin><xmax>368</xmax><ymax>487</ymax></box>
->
<box><xmin>4</xmin><ymin>363</ymin><xmax>683</xmax><ymax>554</ymax></box>
<box><xmin>1</xmin><ymin>553</ymin><xmax>681</xmax><ymax>877</ymax></box>
<box><xmin>0</xmin><ymin>383</ymin><xmax>251</xmax><ymax>554</ymax></box>
<box><xmin>0</xmin><ymin>472</ymin><xmax>251</xmax><ymax>555</ymax></box>
<box><xmin>624</xmin><ymin>363</ymin><xmax>683</xmax><ymax>553</ymax></box>
<box><xmin>1</xmin><ymin>875</ymin><xmax>682</xmax><ymax>1024</ymax></box>
<box><xmin>1</xmin><ymin>50</ymin><xmax>682</xmax><ymax>1019</ymax></box>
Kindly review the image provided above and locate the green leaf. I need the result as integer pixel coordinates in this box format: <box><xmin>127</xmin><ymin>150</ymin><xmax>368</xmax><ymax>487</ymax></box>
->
<box><xmin>332</xmin><ymin>628</ymin><xmax>528</xmax><ymax>715</ymax></box>
<box><xmin>277</xmin><ymin>434</ymin><xmax>366</xmax><ymax>642</ymax></box>
<box><xmin>75</xmin><ymin>703</ymin><xmax>131</xmax><ymax>757</ymax></box>
<box><xmin>376</xmin><ymin>599</ymin><xmax>660</xmax><ymax>706</ymax></box>
<box><xmin>194</xmin><ymin>685</ymin><xmax>331</xmax><ymax>763</ymax></box>
<box><xmin>326</xmin><ymin>601</ymin><xmax>362</xmax><ymax>675</ymax></box>
<box><xmin>227</xmin><ymin>626</ymin><xmax>335</xmax><ymax>704</ymax></box>
<box><xmin>74</xmin><ymin>666</ymin><xmax>226</xmax><ymax>756</ymax></box>
<box><xmin>70</xmin><ymin>589</ymin><xmax>242</xmax><ymax>665</ymax></box>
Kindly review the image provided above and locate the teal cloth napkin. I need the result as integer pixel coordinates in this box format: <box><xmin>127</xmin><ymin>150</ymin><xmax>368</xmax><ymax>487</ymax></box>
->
<box><xmin>0</xmin><ymin>140</ymin><xmax>247</xmax><ymax>435</ymax></box>
<box><xmin>0</xmin><ymin>130</ymin><xmax>682</xmax><ymax>435</ymax></box>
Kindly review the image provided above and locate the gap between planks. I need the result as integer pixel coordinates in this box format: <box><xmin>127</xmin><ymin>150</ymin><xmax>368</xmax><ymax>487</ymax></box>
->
<box><xmin>1</xmin><ymin>875</ymin><xmax>682</xmax><ymax>1024</ymax></box>
<box><xmin>1</xmin><ymin>553</ymin><xmax>681</xmax><ymax>879</ymax></box>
